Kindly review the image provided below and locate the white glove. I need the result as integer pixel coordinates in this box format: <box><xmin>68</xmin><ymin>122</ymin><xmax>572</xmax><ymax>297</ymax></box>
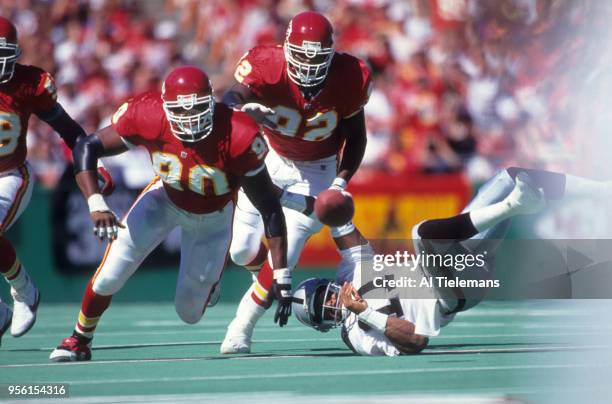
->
<box><xmin>240</xmin><ymin>103</ymin><xmax>277</xmax><ymax>128</ymax></box>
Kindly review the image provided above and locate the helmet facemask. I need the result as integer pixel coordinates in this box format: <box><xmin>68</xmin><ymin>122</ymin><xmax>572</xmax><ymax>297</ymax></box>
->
<box><xmin>162</xmin><ymin>92</ymin><xmax>215</xmax><ymax>143</ymax></box>
<box><xmin>284</xmin><ymin>40</ymin><xmax>334</xmax><ymax>88</ymax></box>
<box><xmin>0</xmin><ymin>39</ymin><xmax>20</xmax><ymax>84</ymax></box>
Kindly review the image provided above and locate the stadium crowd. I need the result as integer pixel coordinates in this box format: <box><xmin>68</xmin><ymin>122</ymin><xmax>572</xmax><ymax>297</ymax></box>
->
<box><xmin>1</xmin><ymin>0</ymin><xmax>608</xmax><ymax>187</ymax></box>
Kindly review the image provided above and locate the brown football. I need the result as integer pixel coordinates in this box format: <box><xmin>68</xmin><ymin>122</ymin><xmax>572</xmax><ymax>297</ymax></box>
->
<box><xmin>314</xmin><ymin>189</ymin><xmax>354</xmax><ymax>227</ymax></box>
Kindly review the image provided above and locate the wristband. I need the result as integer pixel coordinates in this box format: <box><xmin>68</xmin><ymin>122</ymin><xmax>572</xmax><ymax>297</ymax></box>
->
<box><xmin>273</xmin><ymin>268</ymin><xmax>291</xmax><ymax>283</ymax></box>
<box><xmin>357</xmin><ymin>306</ymin><xmax>388</xmax><ymax>333</ymax></box>
<box><xmin>87</xmin><ymin>193</ymin><xmax>110</xmax><ymax>213</ymax></box>
<box><xmin>331</xmin><ymin>177</ymin><xmax>347</xmax><ymax>190</ymax></box>
<box><xmin>330</xmin><ymin>221</ymin><xmax>356</xmax><ymax>238</ymax></box>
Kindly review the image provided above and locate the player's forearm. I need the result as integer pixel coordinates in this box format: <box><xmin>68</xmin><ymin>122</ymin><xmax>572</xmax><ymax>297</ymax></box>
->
<box><xmin>73</xmin><ymin>134</ymin><xmax>106</xmax><ymax>198</ymax></box>
<box><xmin>222</xmin><ymin>83</ymin><xmax>255</xmax><ymax>108</ymax></box>
<box><xmin>337</xmin><ymin>110</ymin><xmax>367</xmax><ymax>183</ymax></box>
<box><xmin>384</xmin><ymin>317</ymin><xmax>429</xmax><ymax>354</ymax></box>
<box><xmin>267</xmin><ymin>235</ymin><xmax>288</xmax><ymax>269</ymax></box>
<box><xmin>36</xmin><ymin>103</ymin><xmax>86</xmax><ymax>149</ymax></box>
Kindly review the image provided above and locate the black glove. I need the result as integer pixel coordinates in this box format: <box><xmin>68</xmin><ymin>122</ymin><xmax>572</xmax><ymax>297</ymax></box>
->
<box><xmin>271</xmin><ymin>268</ymin><xmax>292</xmax><ymax>327</ymax></box>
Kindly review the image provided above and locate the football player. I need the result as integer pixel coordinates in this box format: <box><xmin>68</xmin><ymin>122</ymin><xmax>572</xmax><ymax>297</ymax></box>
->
<box><xmin>0</xmin><ymin>16</ymin><xmax>112</xmax><ymax>345</ymax></box>
<box><xmin>49</xmin><ymin>65</ymin><xmax>290</xmax><ymax>361</ymax></box>
<box><xmin>292</xmin><ymin>168</ymin><xmax>611</xmax><ymax>355</ymax></box>
<box><xmin>220</xmin><ymin>10</ymin><xmax>374</xmax><ymax>354</ymax></box>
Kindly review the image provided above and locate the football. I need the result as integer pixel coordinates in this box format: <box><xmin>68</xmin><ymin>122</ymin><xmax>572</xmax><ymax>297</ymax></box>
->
<box><xmin>314</xmin><ymin>189</ymin><xmax>355</xmax><ymax>226</ymax></box>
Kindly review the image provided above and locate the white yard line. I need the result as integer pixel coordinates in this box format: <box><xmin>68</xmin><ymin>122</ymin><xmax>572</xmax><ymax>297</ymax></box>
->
<box><xmin>5</xmin><ymin>363</ymin><xmax>606</xmax><ymax>384</ymax></box>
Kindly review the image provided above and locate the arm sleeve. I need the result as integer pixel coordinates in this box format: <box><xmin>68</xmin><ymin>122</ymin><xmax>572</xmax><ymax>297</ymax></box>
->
<box><xmin>233</xmin><ymin>49</ymin><xmax>266</xmax><ymax>96</ymax></box>
<box><xmin>232</xmin><ymin>133</ymin><xmax>269</xmax><ymax>176</ymax></box>
<box><xmin>345</xmin><ymin>60</ymin><xmax>373</xmax><ymax>118</ymax></box>
<box><xmin>110</xmin><ymin>96</ymin><xmax>161</xmax><ymax>146</ymax></box>
<box><xmin>31</xmin><ymin>71</ymin><xmax>59</xmax><ymax>114</ymax></box>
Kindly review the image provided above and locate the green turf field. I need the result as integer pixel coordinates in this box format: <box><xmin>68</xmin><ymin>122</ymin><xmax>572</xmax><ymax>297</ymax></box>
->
<box><xmin>1</xmin><ymin>299</ymin><xmax>610</xmax><ymax>403</ymax></box>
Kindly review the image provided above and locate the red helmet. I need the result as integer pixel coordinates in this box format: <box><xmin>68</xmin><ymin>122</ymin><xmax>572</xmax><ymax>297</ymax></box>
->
<box><xmin>284</xmin><ymin>11</ymin><xmax>334</xmax><ymax>88</ymax></box>
<box><xmin>0</xmin><ymin>17</ymin><xmax>20</xmax><ymax>84</ymax></box>
<box><xmin>161</xmin><ymin>66</ymin><xmax>215</xmax><ymax>142</ymax></box>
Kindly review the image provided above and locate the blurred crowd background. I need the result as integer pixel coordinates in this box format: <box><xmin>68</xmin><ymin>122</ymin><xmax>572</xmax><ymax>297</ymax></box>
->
<box><xmin>2</xmin><ymin>0</ymin><xmax>611</xmax><ymax>188</ymax></box>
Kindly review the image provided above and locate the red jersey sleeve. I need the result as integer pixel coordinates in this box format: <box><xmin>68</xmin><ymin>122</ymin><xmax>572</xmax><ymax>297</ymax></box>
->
<box><xmin>233</xmin><ymin>46</ymin><xmax>283</xmax><ymax>97</ymax></box>
<box><xmin>229</xmin><ymin>112</ymin><xmax>268</xmax><ymax>176</ymax></box>
<box><xmin>345</xmin><ymin>58</ymin><xmax>373</xmax><ymax>118</ymax></box>
<box><xmin>31</xmin><ymin>69</ymin><xmax>58</xmax><ymax>114</ymax></box>
<box><xmin>111</xmin><ymin>92</ymin><xmax>165</xmax><ymax>145</ymax></box>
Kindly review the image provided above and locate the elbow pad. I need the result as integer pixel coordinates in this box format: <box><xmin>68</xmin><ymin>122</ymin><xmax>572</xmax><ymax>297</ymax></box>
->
<box><xmin>73</xmin><ymin>134</ymin><xmax>104</xmax><ymax>173</ymax></box>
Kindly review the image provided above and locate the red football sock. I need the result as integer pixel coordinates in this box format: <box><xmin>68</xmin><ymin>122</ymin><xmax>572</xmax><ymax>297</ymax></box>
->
<box><xmin>74</xmin><ymin>279</ymin><xmax>112</xmax><ymax>339</ymax></box>
<box><xmin>250</xmin><ymin>261</ymin><xmax>274</xmax><ymax>307</ymax></box>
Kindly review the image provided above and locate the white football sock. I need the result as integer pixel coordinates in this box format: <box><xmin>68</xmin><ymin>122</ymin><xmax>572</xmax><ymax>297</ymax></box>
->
<box><xmin>469</xmin><ymin>200</ymin><xmax>515</xmax><ymax>233</ymax></box>
<box><xmin>6</xmin><ymin>266</ymin><xmax>29</xmax><ymax>292</ymax></box>
<box><xmin>233</xmin><ymin>284</ymin><xmax>266</xmax><ymax>333</ymax></box>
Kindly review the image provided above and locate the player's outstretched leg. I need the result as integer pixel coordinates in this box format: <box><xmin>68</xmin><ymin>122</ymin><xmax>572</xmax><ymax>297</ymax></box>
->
<box><xmin>0</xmin><ymin>236</ymin><xmax>40</xmax><ymax>337</ymax></box>
<box><xmin>220</xmin><ymin>261</ymin><xmax>273</xmax><ymax>354</ymax></box>
<box><xmin>49</xmin><ymin>278</ymin><xmax>112</xmax><ymax>362</ymax></box>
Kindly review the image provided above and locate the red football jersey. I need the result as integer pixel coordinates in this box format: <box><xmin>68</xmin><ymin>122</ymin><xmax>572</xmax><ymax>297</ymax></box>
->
<box><xmin>0</xmin><ymin>64</ymin><xmax>58</xmax><ymax>172</ymax></box>
<box><xmin>112</xmin><ymin>92</ymin><xmax>267</xmax><ymax>214</ymax></box>
<box><xmin>234</xmin><ymin>45</ymin><xmax>372</xmax><ymax>161</ymax></box>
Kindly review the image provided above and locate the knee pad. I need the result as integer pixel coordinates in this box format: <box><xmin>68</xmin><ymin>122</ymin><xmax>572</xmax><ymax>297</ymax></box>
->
<box><xmin>175</xmin><ymin>289</ymin><xmax>206</xmax><ymax>324</ymax></box>
<box><xmin>230</xmin><ymin>241</ymin><xmax>263</xmax><ymax>267</ymax></box>
<box><xmin>175</xmin><ymin>303</ymin><xmax>203</xmax><ymax>325</ymax></box>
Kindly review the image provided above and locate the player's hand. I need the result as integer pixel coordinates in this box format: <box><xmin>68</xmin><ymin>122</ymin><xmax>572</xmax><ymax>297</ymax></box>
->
<box><xmin>90</xmin><ymin>211</ymin><xmax>124</xmax><ymax>241</ymax></box>
<box><xmin>340</xmin><ymin>282</ymin><xmax>367</xmax><ymax>314</ymax></box>
<box><xmin>87</xmin><ymin>194</ymin><xmax>124</xmax><ymax>241</ymax></box>
<box><xmin>97</xmin><ymin>166</ymin><xmax>115</xmax><ymax>196</ymax></box>
<box><xmin>271</xmin><ymin>268</ymin><xmax>292</xmax><ymax>327</ymax></box>
<box><xmin>240</xmin><ymin>103</ymin><xmax>277</xmax><ymax>129</ymax></box>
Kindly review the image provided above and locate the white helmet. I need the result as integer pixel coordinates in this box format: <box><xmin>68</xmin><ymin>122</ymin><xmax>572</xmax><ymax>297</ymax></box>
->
<box><xmin>292</xmin><ymin>278</ymin><xmax>347</xmax><ymax>332</ymax></box>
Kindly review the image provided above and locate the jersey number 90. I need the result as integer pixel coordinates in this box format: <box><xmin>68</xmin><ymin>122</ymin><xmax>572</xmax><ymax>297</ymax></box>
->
<box><xmin>152</xmin><ymin>152</ymin><xmax>230</xmax><ymax>196</ymax></box>
<box><xmin>0</xmin><ymin>112</ymin><xmax>21</xmax><ymax>157</ymax></box>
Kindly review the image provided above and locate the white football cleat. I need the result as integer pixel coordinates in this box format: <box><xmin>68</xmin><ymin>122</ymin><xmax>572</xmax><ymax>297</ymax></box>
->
<box><xmin>506</xmin><ymin>172</ymin><xmax>545</xmax><ymax>215</ymax></box>
<box><xmin>10</xmin><ymin>277</ymin><xmax>40</xmax><ymax>337</ymax></box>
<box><xmin>0</xmin><ymin>302</ymin><xmax>12</xmax><ymax>346</ymax></box>
<box><xmin>220</xmin><ymin>318</ymin><xmax>252</xmax><ymax>354</ymax></box>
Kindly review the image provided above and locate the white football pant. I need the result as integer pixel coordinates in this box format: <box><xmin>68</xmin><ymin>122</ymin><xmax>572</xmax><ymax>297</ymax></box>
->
<box><xmin>91</xmin><ymin>178</ymin><xmax>233</xmax><ymax>324</ymax></box>
<box><xmin>230</xmin><ymin>148</ymin><xmax>336</xmax><ymax>269</ymax></box>
<box><xmin>0</xmin><ymin>163</ymin><xmax>33</xmax><ymax>233</ymax></box>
